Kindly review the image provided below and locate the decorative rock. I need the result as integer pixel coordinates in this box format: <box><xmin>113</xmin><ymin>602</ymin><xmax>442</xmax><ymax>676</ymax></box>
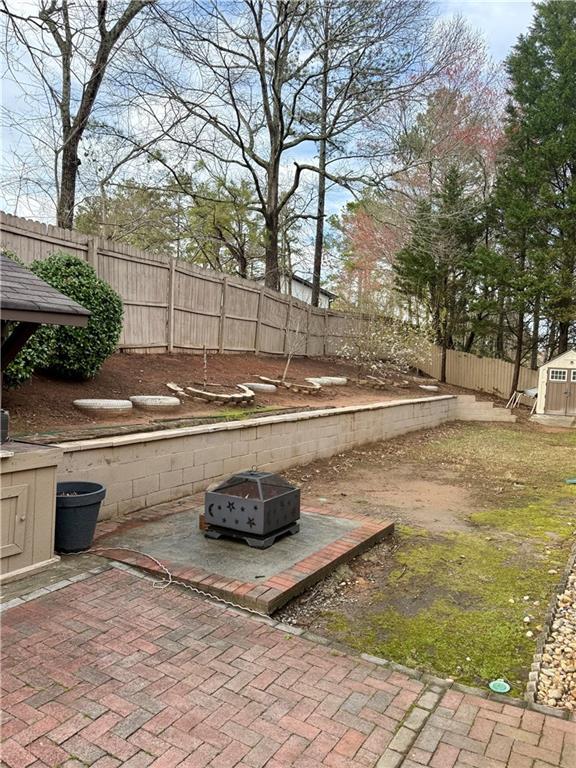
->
<box><xmin>259</xmin><ymin>376</ymin><xmax>321</xmax><ymax>394</ymax></box>
<box><xmin>241</xmin><ymin>382</ymin><xmax>277</xmax><ymax>392</ymax></box>
<box><xmin>129</xmin><ymin>395</ymin><xmax>181</xmax><ymax>411</ymax></box>
<box><xmin>306</xmin><ymin>376</ymin><xmax>347</xmax><ymax>386</ymax></box>
<box><xmin>73</xmin><ymin>399</ymin><xmax>133</xmax><ymax>416</ymax></box>
<box><xmin>356</xmin><ymin>376</ymin><xmax>387</xmax><ymax>390</ymax></box>
<box><xmin>535</xmin><ymin>568</ymin><xmax>576</xmax><ymax>711</ymax></box>
<box><xmin>419</xmin><ymin>384</ymin><xmax>440</xmax><ymax>392</ymax></box>
<box><xmin>186</xmin><ymin>383</ymin><xmax>255</xmax><ymax>405</ymax></box>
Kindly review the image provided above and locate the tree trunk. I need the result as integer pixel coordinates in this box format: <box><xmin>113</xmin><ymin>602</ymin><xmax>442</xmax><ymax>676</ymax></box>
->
<box><xmin>495</xmin><ymin>292</ymin><xmax>505</xmax><ymax>358</ymax></box>
<box><xmin>530</xmin><ymin>292</ymin><xmax>541</xmax><ymax>369</ymax></box>
<box><xmin>439</xmin><ymin>311</ymin><xmax>448</xmax><ymax>384</ymax></box>
<box><xmin>237</xmin><ymin>250</ymin><xmax>248</xmax><ymax>280</ymax></box>
<box><xmin>510</xmin><ymin>310</ymin><xmax>525</xmax><ymax>396</ymax></box>
<box><xmin>312</xmin><ymin>139</ymin><xmax>327</xmax><ymax>306</ymax></box>
<box><xmin>464</xmin><ymin>330</ymin><xmax>476</xmax><ymax>353</ymax></box>
<box><xmin>264</xmin><ymin>150</ymin><xmax>281</xmax><ymax>290</ymax></box>
<box><xmin>312</xmin><ymin>8</ymin><xmax>329</xmax><ymax>307</ymax></box>
<box><xmin>264</xmin><ymin>213</ymin><xmax>280</xmax><ymax>291</ymax></box>
<box><xmin>510</xmin><ymin>243</ymin><xmax>527</xmax><ymax>397</ymax></box>
<box><xmin>558</xmin><ymin>321</ymin><xmax>570</xmax><ymax>355</ymax></box>
<box><xmin>57</xmin><ymin>139</ymin><xmax>80</xmax><ymax>229</ymax></box>
<box><xmin>440</xmin><ymin>339</ymin><xmax>447</xmax><ymax>384</ymax></box>
<box><xmin>546</xmin><ymin>321</ymin><xmax>557</xmax><ymax>361</ymax></box>
<box><xmin>556</xmin><ymin>249</ymin><xmax>575</xmax><ymax>355</ymax></box>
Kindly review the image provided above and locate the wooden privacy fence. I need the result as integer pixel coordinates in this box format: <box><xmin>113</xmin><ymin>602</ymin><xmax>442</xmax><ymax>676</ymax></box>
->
<box><xmin>419</xmin><ymin>346</ymin><xmax>538</xmax><ymax>398</ymax></box>
<box><xmin>0</xmin><ymin>211</ymin><xmax>359</xmax><ymax>356</ymax></box>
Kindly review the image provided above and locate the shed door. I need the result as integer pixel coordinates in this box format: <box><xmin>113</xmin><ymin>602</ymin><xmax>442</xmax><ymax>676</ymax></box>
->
<box><xmin>545</xmin><ymin>368</ymin><xmax>576</xmax><ymax>415</ymax></box>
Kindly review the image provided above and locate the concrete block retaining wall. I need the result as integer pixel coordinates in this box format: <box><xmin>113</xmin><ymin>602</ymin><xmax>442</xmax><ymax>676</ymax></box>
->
<box><xmin>56</xmin><ymin>395</ymin><xmax>514</xmax><ymax>520</ymax></box>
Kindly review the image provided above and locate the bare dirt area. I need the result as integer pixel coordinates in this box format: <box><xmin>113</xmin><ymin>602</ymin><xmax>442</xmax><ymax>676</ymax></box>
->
<box><xmin>300</xmin><ymin>462</ymin><xmax>474</xmax><ymax>533</ymax></box>
<box><xmin>3</xmin><ymin>351</ymin><xmax>460</xmax><ymax>439</ymax></box>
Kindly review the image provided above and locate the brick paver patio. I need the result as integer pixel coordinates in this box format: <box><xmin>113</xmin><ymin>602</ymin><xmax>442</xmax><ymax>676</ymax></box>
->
<box><xmin>1</xmin><ymin>567</ymin><xmax>575</xmax><ymax>768</ymax></box>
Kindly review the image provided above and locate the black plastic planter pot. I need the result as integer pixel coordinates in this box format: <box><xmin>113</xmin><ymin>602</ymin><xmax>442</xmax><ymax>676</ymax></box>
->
<box><xmin>55</xmin><ymin>482</ymin><xmax>106</xmax><ymax>554</ymax></box>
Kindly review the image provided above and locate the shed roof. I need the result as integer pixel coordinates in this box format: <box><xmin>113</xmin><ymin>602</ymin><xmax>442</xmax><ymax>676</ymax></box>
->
<box><xmin>540</xmin><ymin>350</ymin><xmax>576</xmax><ymax>369</ymax></box>
<box><xmin>1</xmin><ymin>253</ymin><xmax>90</xmax><ymax>326</ymax></box>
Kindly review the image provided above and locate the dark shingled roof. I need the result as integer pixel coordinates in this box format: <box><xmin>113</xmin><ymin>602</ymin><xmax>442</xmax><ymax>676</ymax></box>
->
<box><xmin>1</xmin><ymin>253</ymin><xmax>90</xmax><ymax>326</ymax></box>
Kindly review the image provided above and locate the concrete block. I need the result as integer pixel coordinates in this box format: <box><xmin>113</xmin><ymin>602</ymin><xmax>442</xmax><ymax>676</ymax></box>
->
<box><xmin>133</xmin><ymin>474</ymin><xmax>160</xmax><ymax>497</ymax></box>
<box><xmin>117</xmin><ymin>496</ymin><xmax>147</xmax><ymax>516</ymax></box>
<box><xmin>105</xmin><ymin>480</ymin><xmax>134</xmax><ymax>504</ymax></box>
<box><xmin>170</xmin><ymin>451</ymin><xmax>195</xmax><ymax>470</ymax></box>
<box><xmin>222</xmin><ymin>454</ymin><xmax>257</xmax><ymax>475</ymax></box>
<box><xmin>182</xmin><ymin>465</ymin><xmax>204</xmax><ymax>484</ymax></box>
<box><xmin>203</xmin><ymin>459</ymin><xmax>224</xmax><ymax>480</ymax></box>
<box><xmin>99</xmin><ymin>502</ymin><xmax>117</xmax><ymax>520</ymax></box>
<box><xmin>194</xmin><ymin>444</ymin><xmax>231</xmax><ymax>465</ymax></box>
<box><xmin>159</xmin><ymin>469</ymin><xmax>183</xmax><ymax>490</ymax></box>
<box><xmin>144</xmin><ymin>488</ymin><xmax>177</xmax><ymax>508</ymax></box>
<box><xmin>231</xmin><ymin>440</ymin><xmax>253</xmax><ymax>457</ymax></box>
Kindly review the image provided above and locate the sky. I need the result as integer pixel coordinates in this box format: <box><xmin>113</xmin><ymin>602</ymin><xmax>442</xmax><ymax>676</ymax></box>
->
<box><xmin>0</xmin><ymin>1</ymin><xmax>537</xmax><ymax>224</ymax></box>
<box><xmin>442</xmin><ymin>0</ymin><xmax>535</xmax><ymax>61</ymax></box>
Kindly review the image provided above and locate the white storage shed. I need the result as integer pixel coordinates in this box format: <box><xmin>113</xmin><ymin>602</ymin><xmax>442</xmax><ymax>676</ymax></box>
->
<box><xmin>535</xmin><ymin>350</ymin><xmax>576</xmax><ymax>417</ymax></box>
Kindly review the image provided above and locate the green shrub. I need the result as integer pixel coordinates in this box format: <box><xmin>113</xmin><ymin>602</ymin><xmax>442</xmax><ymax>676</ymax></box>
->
<box><xmin>2</xmin><ymin>251</ymin><xmax>56</xmax><ymax>388</ymax></box>
<box><xmin>31</xmin><ymin>252</ymin><xmax>123</xmax><ymax>380</ymax></box>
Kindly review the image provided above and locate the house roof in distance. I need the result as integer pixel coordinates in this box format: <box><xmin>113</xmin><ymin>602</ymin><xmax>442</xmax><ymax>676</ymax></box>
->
<box><xmin>1</xmin><ymin>253</ymin><xmax>90</xmax><ymax>326</ymax></box>
<box><xmin>290</xmin><ymin>273</ymin><xmax>337</xmax><ymax>299</ymax></box>
<box><xmin>255</xmin><ymin>271</ymin><xmax>337</xmax><ymax>299</ymax></box>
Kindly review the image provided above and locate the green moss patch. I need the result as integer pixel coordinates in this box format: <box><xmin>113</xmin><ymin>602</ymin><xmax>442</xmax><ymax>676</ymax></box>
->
<box><xmin>324</xmin><ymin>529</ymin><xmax>565</xmax><ymax>691</ymax></box>
<box><xmin>312</xmin><ymin>423</ymin><xmax>576</xmax><ymax>690</ymax></box>
<box><xmin>470</xmin><ymin>491</ymin><xmax>576</xmax><ymax>540</ymax></box>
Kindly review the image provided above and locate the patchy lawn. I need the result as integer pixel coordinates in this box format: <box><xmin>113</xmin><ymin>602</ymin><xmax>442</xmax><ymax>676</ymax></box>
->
<box><xmin>281</xmin><ymin>422</ymin><xmax>576</xmax><ymax>694</ymax></box>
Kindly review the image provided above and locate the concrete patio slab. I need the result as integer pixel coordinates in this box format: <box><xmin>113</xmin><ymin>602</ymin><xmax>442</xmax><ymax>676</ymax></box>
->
<box><xmin>93</xmin><ymin>498</ymin><xmax>393</xmax><ymax>613</ymax></box>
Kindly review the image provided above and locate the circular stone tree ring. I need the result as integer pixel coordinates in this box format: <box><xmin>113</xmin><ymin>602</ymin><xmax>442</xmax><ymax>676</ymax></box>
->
<box><xmin>73</xmin><ymin>399</ymin><xmax>133</xmax><ymax>417</ymax></box>
<box><xmin>129</xmin><ymin>395</ymin><xmax>181</xmax><ymax>411</ymax></box>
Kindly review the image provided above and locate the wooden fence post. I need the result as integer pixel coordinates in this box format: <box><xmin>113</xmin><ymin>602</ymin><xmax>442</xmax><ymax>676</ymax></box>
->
<box><xmin>167</xmin><ymin>257</ymin><xmax>176</xmax><ymax>353</ymax></box>
<box><xmin>323</xmin><ymin>309</ymin><xmax>328</xmax><ymax>356</ymax></box>
<box><xmin>254</xmin><ymin>287</ymin><xmax>264</xmax><ymax>354</ymax></box>
<box><xmin>218</xmin><ymin>276</ymin><xmax>228</xmax><ymax>353</ymax></box>
<box><xmin>305</xmin><ymin>304</ymin><xmax>312</xmax><ymax>357</ymax></box>
<box><xmin>87</xmin><ymin>236</ymin><xmax>99</xmax><ymax>274</ymax></box>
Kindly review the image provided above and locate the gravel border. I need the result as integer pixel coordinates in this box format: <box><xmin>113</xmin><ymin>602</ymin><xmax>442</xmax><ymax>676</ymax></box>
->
<box><xmin>526</xmin><ymin>540</ymin><xmax>576</xmax><ymax>709</ymax></box>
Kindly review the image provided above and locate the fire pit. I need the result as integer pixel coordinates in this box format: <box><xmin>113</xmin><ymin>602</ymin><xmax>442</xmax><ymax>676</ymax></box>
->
<box><xmin>204</xmin><ymin>471</ymin><xmax>300</xmax><ymax>549</ymax></box>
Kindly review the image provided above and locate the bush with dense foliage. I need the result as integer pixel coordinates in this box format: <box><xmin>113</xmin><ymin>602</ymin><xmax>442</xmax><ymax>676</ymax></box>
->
<box><xmin>2</xmin><ymin>251</ymin><xmax>123</xmax><ymax>386</ymax></box>
<box><xmin>32</xmin><ymin>252</ymin><xmax>123</xmax><ymax>380</ymax></box>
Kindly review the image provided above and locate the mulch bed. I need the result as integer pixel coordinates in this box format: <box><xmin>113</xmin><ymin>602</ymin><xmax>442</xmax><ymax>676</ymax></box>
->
<box><xmin>3</xmin><ymin>352</ymin><xmax>457</xmax><ymax>437</ymax></box>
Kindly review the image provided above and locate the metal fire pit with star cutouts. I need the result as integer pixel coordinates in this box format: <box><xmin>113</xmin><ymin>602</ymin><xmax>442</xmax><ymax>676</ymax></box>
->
<box><xmin>204</xmin><ymin>471</ymin><xmax>300</xmax><ymax>549</ymax></box>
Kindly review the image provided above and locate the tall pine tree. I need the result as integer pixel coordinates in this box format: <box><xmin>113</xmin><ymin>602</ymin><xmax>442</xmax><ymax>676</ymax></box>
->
<box><xmin>497</xmin><ymin>0</ymin><xmax>576</xmax><ymax>379</ymax></box>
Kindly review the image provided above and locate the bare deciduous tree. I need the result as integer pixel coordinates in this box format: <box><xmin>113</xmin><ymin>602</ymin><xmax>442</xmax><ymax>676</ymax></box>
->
<box><xmin>302</xmin><ymin>2</ymin><xmax>476</xmax><ymax>306</ymax></box>
<box><xmin>1</xmin><ymin>0</ymin><xmax>151</xmax><ymax>228</ymax></box>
